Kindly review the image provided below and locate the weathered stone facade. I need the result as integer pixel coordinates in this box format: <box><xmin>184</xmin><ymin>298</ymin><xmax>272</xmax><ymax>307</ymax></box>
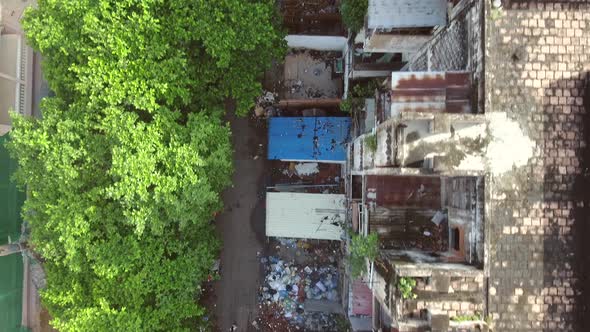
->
<box><xmin>485</xmin><ymin>1</ymin><xmax>589</xmax><ymax>331</ymax></box>
<box><xmin>401</xmin><ymin>0</ymin><xmax>590</xmax><ymax>330</ymax></box>
<box><xmin>346</xmin><ymin>0</ymin><xmax>590</xmax><ymax>330</ymax></box>
<box><xmin>411</xmin><ymin>275</ymin><xmax>485</xmax><ymax>318</ymax></box>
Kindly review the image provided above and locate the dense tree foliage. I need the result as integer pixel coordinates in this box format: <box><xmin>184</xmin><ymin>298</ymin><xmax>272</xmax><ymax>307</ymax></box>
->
<box><xmin>8</xmin><ymin>0</ymin><xmax>285</xmax><ymax>330</ymax></box>
<box><xmin>340</xmin><ymin>0</ymin><xmax>368</xmax><ymax>33</ymax></box>
<box><xmin>23</xmin><ymin>0</ymin><xmax>286</xmax><ymax>115</ymax></box>
<box><xmin>349</xmin><ymin>232</ymin><xmax>379</xmax><ymax>278</ymax></box>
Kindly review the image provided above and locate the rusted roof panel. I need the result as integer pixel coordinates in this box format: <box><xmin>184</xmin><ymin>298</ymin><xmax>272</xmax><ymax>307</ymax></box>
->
<box><xmin>390</xmin><ymin>72</ymin><xmax>472</xmax><ymax>114</ymax></box>
<box><xmin>366</xmin><ymin>175</ymin><xmax>441</xmax><ymax>209</ymax></box>
<box><xmin>367</xmin><ymin>0</ymin><xmax>447</xmax><ymax>30</ymax></box>
<box><xmin>445</xmin><ymin>100</ymin><xmax>471</xmax><ymax>114</ymax></box>
<box><xmin>391</xmin><ymin>72</ymin><xmax>446</xmax><ymax>90</ymax></box>
<box><xmin>269</xmin><ymin>161</ymin><xmax>342</xmax><ymax>193</ymax></box>
<box><xmin>446</xmin><ymin>86</ymin><xmax>469</xmax><ymax>100</ymax></box>
<box><xmin>446</xmin><ymin>71</ymin><xmax>471</xmax><ymax>86</ymax></box>
<box><xmin>391</xmin><ymin>88</ymin><xmax>446</xmax><ymax>103</ymax></box>
<box><xmin>351</xmin><ymin>279</ymin><xmax>373</xmax><ymax>316</ymax></box>
<box><xmin>369</xmin><ymin>207</ymin><xmax>448</xmax><ymax>251</ymax></box>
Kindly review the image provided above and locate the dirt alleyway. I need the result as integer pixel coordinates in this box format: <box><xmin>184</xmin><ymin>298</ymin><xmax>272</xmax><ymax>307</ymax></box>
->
<box><xmin>213</xmin><ymin>109</ymin><xmax>269</xmax><ymax>332</ymax></box>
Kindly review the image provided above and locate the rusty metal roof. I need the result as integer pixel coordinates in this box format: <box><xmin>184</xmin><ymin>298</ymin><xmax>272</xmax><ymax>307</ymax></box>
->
<box><xmin>390</xmin><ymin>71</ymin><xmax>471</xmax><ymax>115</ymax></box>
<box><xmin>367</xmin><ymin>0</ymin><xmax>447</xmax><ymax>30</ymax></box>
<box><xmin>366</xmin><ymin>175</ymin><xmax>441</xmax><ymax>209</ymax></box>
<box><xmin>351</xmin><ymin>279</ymin><xmax>373</xmax><ymax>316</ymax></box>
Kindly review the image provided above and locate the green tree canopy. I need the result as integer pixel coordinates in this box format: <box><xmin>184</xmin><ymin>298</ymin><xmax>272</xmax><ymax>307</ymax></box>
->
<box><xmin>22</xmin><ymin>0</ymin><xmax>286</xmax><ymax>115</ymax></box>
<box><xmin>340</xmin><ymin>0</ymin><xmax>368</xmax><ymax>33</ymax></box>
<box><xmin>349</xmin><ymin>232</ymin><xmax>379</xmax><ymax>278</ymax></box>
<box><xmin>9</xmin><ymin>0</ymin><xmax>286</xmax><ymax>330</ymax></box>
<box><xmin>9</xmin><ymin>99</ymin><xmax>232</xmax><ymax>331</ymax></box>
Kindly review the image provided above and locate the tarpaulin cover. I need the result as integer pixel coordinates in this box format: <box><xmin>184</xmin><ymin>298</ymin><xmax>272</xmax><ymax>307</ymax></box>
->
<box><xmin>0</xmin><ymin>134</ymin><xmax>25</xmax><ymax>245</ymax></box>
<box><xmin>268</xmin><ymin>117</ymin><xmax>350</xmax><ymax>163</ymax></box>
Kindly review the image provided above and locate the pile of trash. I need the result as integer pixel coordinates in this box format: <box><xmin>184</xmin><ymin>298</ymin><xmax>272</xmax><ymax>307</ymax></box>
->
<box><xmin>303</xmin><ymin>312</ymin><xmax>340</xmax><ymax>331</ymax></box>
<box><xmin>254</xmin><ymin>91</ymin><xmax>278</xmax><ymax>117</ymax></box>
<box><xmin>259</xmin><ymin>256</ymin><xmax>339</xmax><ymax>326</ymax></box>
<box><xmin>257</xmin><ymin>303</ymin><xmax>299</xmax><ymax>332</ymax></box>
<box><xmin>276</xmin><ymin>238</ymin><xmax>299</xmax><ymax>249</ymax></box>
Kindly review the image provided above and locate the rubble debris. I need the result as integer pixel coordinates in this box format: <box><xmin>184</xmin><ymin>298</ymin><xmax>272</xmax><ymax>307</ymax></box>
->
<box><xmin>294</xmin><ymin>162</ymin><xmax>320</xmax><ymax>176</ymax></box>
<box><xmin>259</xmin><ymin>256</ymin><xmax>340</xmax><ymax>329</ymax></box>
<box><xmin>431</xmin><ymin>210</ymin><xmax>446</xmax><ymax>226</ymax></box>
<box><xmin>255</xmin><ymin>105</ymin><xmax>265</xmax><ymax>117</ymax></box>
<box><xmin>254</xmin><ymin>91</ymin><xmax>278</xmax><ymax>117</ymax></box>
<box><xmin>257</xmin><ymin>303</ymin><xmax>299</xmax><ymax>332</ymax></box>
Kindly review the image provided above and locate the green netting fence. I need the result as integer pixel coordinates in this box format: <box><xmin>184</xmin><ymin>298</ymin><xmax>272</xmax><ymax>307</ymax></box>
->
<box><xmin>0</xmin><ymin>254</ymin><xmax>29</xmax><ymax>332</ymax></box>
<box><xmin>0</xmin><ymin>134</ymin><xmax>25</xmax><ymax>245</ymax></box>
<box><xmin>1</xmin><ymin>134</ymin><xmax>29</xmax><ymax>331</ymax></box>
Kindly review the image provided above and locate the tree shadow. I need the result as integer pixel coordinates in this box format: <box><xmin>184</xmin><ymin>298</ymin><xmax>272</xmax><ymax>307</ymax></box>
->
<box><xmin>542</xmin><ymin>73</ymin><xmax>590</xmax><ymax>331</ymax></box>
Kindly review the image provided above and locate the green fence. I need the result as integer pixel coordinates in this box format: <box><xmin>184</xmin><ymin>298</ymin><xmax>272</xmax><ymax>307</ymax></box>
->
<box><xmin>0</xmin><ymin>134</ymin><xmax>29</xmax><ymax>331</ymax></box>
<box><xmin>0</xmin><ymin>254</ymin><xmax>29</xmax><ymax>332</ymax></box>
<box><xmin>0</xmin><ymin>134</ymin><xmax>25</xmax><ymax>245</ymax></box>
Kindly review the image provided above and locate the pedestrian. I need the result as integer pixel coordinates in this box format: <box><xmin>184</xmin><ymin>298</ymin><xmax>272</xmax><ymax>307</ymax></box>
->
<box><xmin>229</xmin><ymin>322</ymin><xmax>237</xmax><ymax>332</ymax></box>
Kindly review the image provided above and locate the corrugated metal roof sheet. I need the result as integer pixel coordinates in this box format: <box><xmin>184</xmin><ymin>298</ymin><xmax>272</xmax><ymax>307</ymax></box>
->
<box><xmin>367</xmin><ymin>0</ymin><xmax>447</xmax><ymax>30</ymax></box>
<box><xmin>268</xmin><ymin>117</ymin><xmax>351</xmax><ymax>163</ymax></box>
<box><xmin>366</xmin><ymin>175</ymin><xmax>441</xmax><ymax>208</ymax></box>
<box><xmin>351</xmin><ymin>279</ymin><xmax>373</xmax><ymax>316</ymax></box>
<box><xmin>266</xmin><ymin>192</ymin><xmax>345</xmax><ymax>240</ymax></box>
<box><xmin>390</xmin><ymin>71</ymin><xmax>471</xmax><ymax>114</ymax></box>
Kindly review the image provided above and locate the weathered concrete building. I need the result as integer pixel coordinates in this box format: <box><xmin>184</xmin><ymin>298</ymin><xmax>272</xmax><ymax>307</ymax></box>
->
<box><xmin>348</xmin><ymin>0</ymin><xmax>449</xmax><ymax>80</ymax></box>
<box><xmin>343</xmin><ymin>1</ymin><xmax>489</xmax><ymax>331</ymax></box>
<box><xmin>344</xmin><ymin>0</ymin><xmax>590</xmax><ymax>331</ymax></box>
<box><xmin>0</xmin><ymin>26</ymin><xmax>33</xmax><ymax>135</ymax></box>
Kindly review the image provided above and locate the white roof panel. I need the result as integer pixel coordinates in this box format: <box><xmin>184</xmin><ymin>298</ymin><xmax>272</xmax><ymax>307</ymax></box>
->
<box><xmin>266</xmin><ymin>192</ymin><xmax>346</xmax><ymax>241</ymax></box>
<box><xmin>367</xmin><ymin>0</ymin><xmax>447</xmax><ymax>30</ymax></box>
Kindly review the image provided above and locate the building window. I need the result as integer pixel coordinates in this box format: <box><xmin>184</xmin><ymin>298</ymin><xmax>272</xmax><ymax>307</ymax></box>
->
<box><xmin>451</xmin><ymin>227</ymin><xmax>461</xmax><ymax>251</ymax></box>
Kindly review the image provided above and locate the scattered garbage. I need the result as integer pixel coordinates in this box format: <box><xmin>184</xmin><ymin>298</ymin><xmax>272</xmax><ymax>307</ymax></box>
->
<box><xmin>257</xmin><ymin>303</ymin><xmax>298</xmax><ymax>332</ymax></box>
<box><xmin>276</xmin><ymin>238</ymin><xmax>298</xmax><ymax>248</ymax></box>
<box><xmin>259</xmin><ymin>256</ymin><xmax>340</xmax><ymax>329</ymax></box>
<box><xmin>294</xmin><ymin>162</ymin><xmax>319</xmax><ymax>176</ymax></box>
<box><xmin>254</xmin><ymin>91</ymin><xmax>278</xmax><ymax>118</ymax></box>
<box><xmin>431</xmin><ymin>210</ymin><xmax>446</xmax><ymax>226</ymax></box>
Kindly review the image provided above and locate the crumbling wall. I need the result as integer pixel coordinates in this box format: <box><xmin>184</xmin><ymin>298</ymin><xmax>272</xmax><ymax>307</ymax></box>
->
<box><xmin>403</xmin><ymin>275</ymin><xmax>485</xmax><ymax>319</ymax></box>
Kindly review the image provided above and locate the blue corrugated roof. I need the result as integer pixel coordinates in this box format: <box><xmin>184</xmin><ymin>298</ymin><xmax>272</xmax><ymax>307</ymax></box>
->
<box><xmin>268</xmin><ymin>117</ymin><xmax>351</xmax><ymax>162</ymax></box>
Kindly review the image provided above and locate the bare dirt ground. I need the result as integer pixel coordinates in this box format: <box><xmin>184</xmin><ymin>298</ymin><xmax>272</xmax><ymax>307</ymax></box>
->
<box><xmin>213</xmin><ymin>108</ymin><xmax>269</xmax><ymax>332</ymax></box>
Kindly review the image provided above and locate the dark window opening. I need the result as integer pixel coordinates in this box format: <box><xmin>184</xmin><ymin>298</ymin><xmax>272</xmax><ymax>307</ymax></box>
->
<box><xmin>352</xmin><ymin>175</ymin><xmax>362</xmax><ymax>200</ymax></box>
<box><xmin>451</xmin><ymin>227</ymin><xmax>461</xmax><ymax>251</ymax></box>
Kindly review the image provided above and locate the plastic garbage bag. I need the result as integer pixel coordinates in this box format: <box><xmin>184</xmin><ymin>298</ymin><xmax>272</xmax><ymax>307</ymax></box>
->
<box><xmin>315</xmin><ymin>281</ymin><xmax>326</xmax><ymax>292</ymax></box>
